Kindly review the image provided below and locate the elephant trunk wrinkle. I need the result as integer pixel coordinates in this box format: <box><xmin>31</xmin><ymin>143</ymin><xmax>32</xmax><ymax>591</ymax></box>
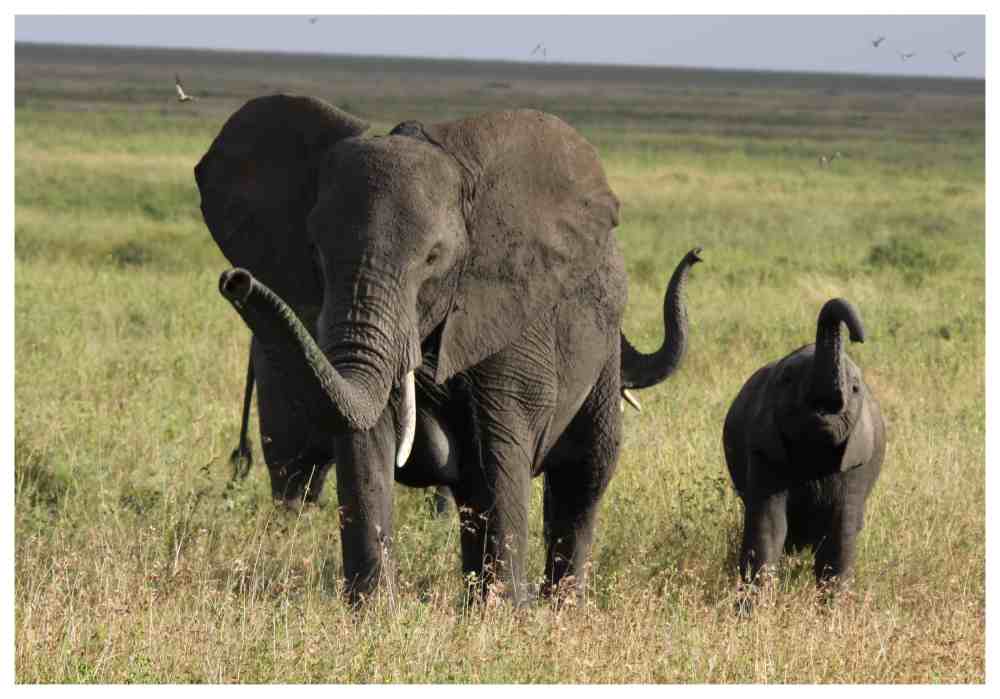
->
<box><xmin>322</xmin><ymin>265</ymin><xmax>421</xmax><ymax>378</ymax></box>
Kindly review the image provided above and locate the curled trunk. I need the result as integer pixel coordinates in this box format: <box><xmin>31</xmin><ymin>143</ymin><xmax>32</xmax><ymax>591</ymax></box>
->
<box><xmin>808</xmin><ymin>298</ymin><xmax>865</xmax><ymax>413</ymax></box>
<box><xmin>219</xmin><ymin>268</ymin><xmax>390</xmax><ymax>434</ymax></box>
<box><xmin>621</xmin><ymin>247</ymin><xmax>703</xmax><ymax>389</ymax></box>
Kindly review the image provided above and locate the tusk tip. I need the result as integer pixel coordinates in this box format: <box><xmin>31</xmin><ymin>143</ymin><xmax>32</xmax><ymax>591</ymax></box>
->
<box><xmin>622</xmin><ymin>388</ymin><xmax>642</xmax><ymax>412</ymax></box>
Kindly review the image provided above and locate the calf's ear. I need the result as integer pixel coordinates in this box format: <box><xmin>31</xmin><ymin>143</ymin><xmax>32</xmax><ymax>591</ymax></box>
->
<box><xmin>841</xmin><ymin>400</ymin><xmax>875</xmax><ymax>471</ymax></box>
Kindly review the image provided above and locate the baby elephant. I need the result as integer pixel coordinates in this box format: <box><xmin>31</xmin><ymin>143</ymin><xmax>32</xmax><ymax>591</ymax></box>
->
<box><xmin>723</xmin><ymin>298</ymin><xmax>886</xmax><ymax>590</ymax></box>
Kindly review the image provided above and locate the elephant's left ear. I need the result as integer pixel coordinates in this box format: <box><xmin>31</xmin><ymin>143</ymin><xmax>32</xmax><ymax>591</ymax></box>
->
<box><xmin>422</xmin><ymin>110</ymin><xmax>620</xmax><ymax>382</ymax></box>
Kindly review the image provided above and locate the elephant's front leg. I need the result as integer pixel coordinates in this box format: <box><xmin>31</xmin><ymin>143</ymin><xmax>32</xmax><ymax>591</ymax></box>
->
<box><xmin>739</xmin><ymin>475</ymin><xmax>789</xmax><ymax>587</ymax></box>
<box><xmin>812</xmin><ymin>478</ymin><xmax>866</xmax><ymax>589</ymax></box>
<box><xmin>453</xmin><ymin>432</ymin><xmax>532</xmax><ymax>606</ymax></box>
<box><xmin>541</xmin><ymin>357</ymin><xmax>621</xmax><ymax>600</ymax></box>
<box><xmin>334</xmin><ymin>406</ymin><xmax>398</xmax><ymax>605</ymax></box>
<box><xmin>450</xmin><ymin>370</ymin><xmax>538</xmax><ymax>605</ymax></box>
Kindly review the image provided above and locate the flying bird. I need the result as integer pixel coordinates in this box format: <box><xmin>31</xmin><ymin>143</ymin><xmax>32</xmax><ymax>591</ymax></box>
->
<box><xmin>818</xmin><ymin>152</ymin><xmax>843</xmax><ymax>168</ymax></box>
<box><xmin>308</xmin><ymin>16</ymin><xmax>319</xmax><ymax>24</ymax></box>
<box><xmin>531</xmin><ymin>43</ymin><xmax>544</xmax><ymax>56</ymax></box>
<box><xmin>174</xmin><ymin>75</ymin><xmax>195</xmax><ymax>102</ymax></box>
<box><xmin>871</xmin><ymin>36</ymin><xmax>886</xmax><ymax>48</ymax></box>
<box><xmin>948</xmin><ymin>50</ymin><xmax>966</xmax><ymax>62</ymax></box>
<box><xmin>898</xmin><ymin>51</ymin><xmax>916</xmax><ymax>61</ymax></box>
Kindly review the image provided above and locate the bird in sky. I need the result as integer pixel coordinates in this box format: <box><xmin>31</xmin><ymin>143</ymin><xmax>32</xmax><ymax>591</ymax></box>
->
<box><xmin>531</xmin><ymin>43</ymin><xmax>546</xmax><ymax>57</ymax></box>
<box><xmin>948</xmin><ymin>49</ymin><xmax>966</xmax><ymax>62</ymax></box>
<box><xmin>174</xmin><ymin>75</ymin><xmax>195</xmax><ymax>102</ymax></box>
<box><xmin>871</xmin><ymin>35</ymin><xmax>886</xmax><ymax>48</ymax></box>
<box><xmin>308</xmin><ymin>16</ymin><xmax>319</xmax><ymax>24</ymax></box>
<box><xmin>818</xmin><ymin>152</ymin><xmax>843</xmax><ymax>168</ymax></box>
<box><xmin>897</xmin><ymin>51</ymin><xmax>916</xmax><ymax>61</ymax></box>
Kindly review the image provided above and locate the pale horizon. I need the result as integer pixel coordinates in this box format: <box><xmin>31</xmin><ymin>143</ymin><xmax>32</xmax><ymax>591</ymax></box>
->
<box><xmin>14</xmin><ymin>15</ymin><xmax>986</xmax><ymax>80</ymax></box>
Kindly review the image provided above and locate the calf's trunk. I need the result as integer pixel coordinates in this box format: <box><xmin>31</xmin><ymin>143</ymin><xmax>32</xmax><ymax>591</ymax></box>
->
<box><xmin>808</xmin><ymin>297</ymin><xmax>865</xmax><ymax>414</ymax></box>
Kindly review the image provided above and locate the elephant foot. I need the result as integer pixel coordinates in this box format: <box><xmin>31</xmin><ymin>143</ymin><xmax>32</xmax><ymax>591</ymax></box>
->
<box><xmin>814</xmin><ymin>571</ymin><xmax>852</xmax><ymax>607</ymax></box>
<box><xmin>462</xmin><ymin>572</ymin><xmax>537</xmax><ymax>611</ymax></box>
<box><xmin>541</xmin><ymin>572</ymin><xmax>591</xmax><ymax>609</ymax></box>
<box><xmin>733</xmin><ymin>593</ymin><xmax>755</xmax><ymax>618</ymax></box>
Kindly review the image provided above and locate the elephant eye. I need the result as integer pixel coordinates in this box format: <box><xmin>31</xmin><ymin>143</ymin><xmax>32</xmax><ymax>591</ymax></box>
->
<box><xmin>852</xmin><ymin>384</ymin><xmax>860</xmax><ymax>393</ymax></box>
<box><xmin>425</xmin><ymin>245</ymin><xmax>442</xmax><ymax>266</ymax></box>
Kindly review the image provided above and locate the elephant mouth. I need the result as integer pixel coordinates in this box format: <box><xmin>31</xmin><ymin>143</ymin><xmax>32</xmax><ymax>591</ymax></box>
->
<box><xmin>781</xmin><ymin>408</ymin><xmax>853</xmax><ymax>449</ymax></box>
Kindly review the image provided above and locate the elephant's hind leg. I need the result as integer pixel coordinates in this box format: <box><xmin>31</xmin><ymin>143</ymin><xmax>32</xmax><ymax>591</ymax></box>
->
<box><xmin>541</xmin><ymin>356</ymin><xmax>622</xmax><ymax>600</ymax></box>
<box><xmin>253</xmin><ymin>338</ymin><xmax>335</xmax><ymax>502</ymax></box>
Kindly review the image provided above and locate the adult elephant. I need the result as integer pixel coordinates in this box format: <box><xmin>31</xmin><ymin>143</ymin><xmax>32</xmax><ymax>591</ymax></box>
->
<box><xmin>196</xmin><ymin>95</ymin><xmax>698</xmax><ymax>604</ymax></box>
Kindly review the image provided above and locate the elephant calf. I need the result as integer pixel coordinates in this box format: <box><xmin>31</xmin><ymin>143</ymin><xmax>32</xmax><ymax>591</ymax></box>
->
<box><xmin>723</xmin><ymin>298</ymin><xmax>886</xmax><ymax>590</ymax></box>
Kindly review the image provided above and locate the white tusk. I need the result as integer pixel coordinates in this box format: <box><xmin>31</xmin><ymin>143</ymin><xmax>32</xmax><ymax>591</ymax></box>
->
<box><xmin>622</xmin><ymin>388</ymin><xmax>642</xmax><ymax>412</ymax></box>
<box><xmin>396</xmin><ymin>371</ymin><xmax>416</xmax><ymax>468</ymax></box>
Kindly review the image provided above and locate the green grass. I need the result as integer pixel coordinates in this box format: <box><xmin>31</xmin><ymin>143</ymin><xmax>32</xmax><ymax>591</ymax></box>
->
<box><xmin>15</xmin><ymin>43</ymin><xmax>984</xmax><ymax>683</ymax></box>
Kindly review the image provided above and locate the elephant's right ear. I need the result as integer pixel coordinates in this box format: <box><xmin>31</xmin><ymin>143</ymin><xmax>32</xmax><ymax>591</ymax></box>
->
<box><xmin>194</xmin><ymin>95</ymin><xmax>368</xmax><ymax>310</ymax></box>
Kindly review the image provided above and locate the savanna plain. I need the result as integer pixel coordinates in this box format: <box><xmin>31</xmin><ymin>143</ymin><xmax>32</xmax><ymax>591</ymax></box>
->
<box><xmin>14</xmin><ymin>43</ymin><xmax>985</xmax><ymax>683</ymax></box>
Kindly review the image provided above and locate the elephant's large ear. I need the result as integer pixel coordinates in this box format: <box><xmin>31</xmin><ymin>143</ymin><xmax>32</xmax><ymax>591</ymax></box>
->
<box><xmin>194</xmin><ymin>95</ymin><xmax>368</xmax><ymax>310</ymax></box>
<box><xmin>421</xmin><ymin>110</ymin><xmax>620</xmax><ymax>382</ymax></box>
<box><xmin>841</xmin><ymin>397</ymin><xmax>876</xmax><ymax>471</ymax></box>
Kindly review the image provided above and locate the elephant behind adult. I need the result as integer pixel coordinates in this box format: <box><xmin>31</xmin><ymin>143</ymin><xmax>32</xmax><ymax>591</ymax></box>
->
<box><xmin>196</xmin><ymin>95</ymin><xmax>696</xmax><ymax>604</ymax></box>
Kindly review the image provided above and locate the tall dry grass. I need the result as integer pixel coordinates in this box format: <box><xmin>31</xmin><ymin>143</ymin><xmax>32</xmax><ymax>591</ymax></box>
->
<box><xmin>15</xmin><ymin>43</ymin><xmax>984</xmax><ymax>683</ymax></box>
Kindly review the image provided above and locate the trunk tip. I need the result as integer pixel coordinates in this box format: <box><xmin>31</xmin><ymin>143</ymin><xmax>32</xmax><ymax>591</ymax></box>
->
<box><xmin>219</xmin><ymin>268</ymin><xmax>254</xmax><ymax>304</ymax></box>
<box><xmin>819</xmin><ymin>297</ymin><xmax>866</xmax><ymax>344</ymax></box>
<box><xmin>686</xmin><ymin>246</ymin><xmax>704</xmax><ymax>265</ymax></box>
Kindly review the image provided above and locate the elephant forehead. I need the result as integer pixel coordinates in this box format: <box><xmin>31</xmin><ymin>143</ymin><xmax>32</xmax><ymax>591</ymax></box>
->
<box><xmin>322</xmin><ymin>137</ymin><xmax>462</xmax><ymax>203</ymax></box>
<box><xmin>311</xmin><ymin>140</ymin><xmax>465</xmax><ymax>254</ymax></box>
<box><xmin>775</xmin><ymin>346</ymin><xmax>813</xmax><ymax>375</ymax></box>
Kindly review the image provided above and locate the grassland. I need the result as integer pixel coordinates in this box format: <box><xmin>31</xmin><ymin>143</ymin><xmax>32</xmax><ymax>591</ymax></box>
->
<box><xmin>14</xmin><ymin>42</ymin><xmax>985</xmax><ymax>683</ymax></box>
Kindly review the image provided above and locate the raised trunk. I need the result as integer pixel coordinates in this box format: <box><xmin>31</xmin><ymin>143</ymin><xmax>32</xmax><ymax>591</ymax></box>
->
<box><xmin>621</xmin><ymin>247</ymin><xmax>703</xmax><ymax>389</ymax></box>
<box><xmin>219</xmin><ymin>268</ymin><xmax>390</xmax><ymax>434</ymax></box>
<box><xmin>808</xmin><ymin>298</ymin><xmax>866</xmax><ymax>413</ymax></box>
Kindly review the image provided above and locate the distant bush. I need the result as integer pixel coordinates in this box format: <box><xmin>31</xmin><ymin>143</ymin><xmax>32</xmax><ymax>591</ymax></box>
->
<box><xmin>15</xmin><ymin>435</ymin><xmax>69</xmax><ymax>513</ymax></box>
<box><xmin>866</xmin><ymin>237</ymin><xmax>932</xmax><ymax>271</ymax></box>
<box><xmin>110</xmin><ymin>241</ymin><xmax>152</xmax><ymax>268</ymax></box>
<box><xmin>865</xmin><ymin>236</ymin><xmax>958</xmax><ymax>285</ymax></box>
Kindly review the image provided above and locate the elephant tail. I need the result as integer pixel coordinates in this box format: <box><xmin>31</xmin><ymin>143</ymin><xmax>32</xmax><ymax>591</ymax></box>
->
<box><xmin>620</xmin><ymin>247</ymin><xmax>702</xmax><ymax>394</ymax></box>
<box><xmin>229</xmin><ymin>339</ymin><xmax>254</xmax><ymax>481</ymax></box>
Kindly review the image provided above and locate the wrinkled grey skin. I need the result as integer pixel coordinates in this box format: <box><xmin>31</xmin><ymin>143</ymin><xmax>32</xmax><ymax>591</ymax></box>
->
<box><xmin>197</xmin><ymin>95</ymin><xmax>698</xmax><ymax>605</ymax></box>
<box><xmin>723</xmin><ymin>299</ymin><xmax>886</xmax><ymax>589</ymax></box>
<box><xmin>224</xmin><ymin>349</ymin><xmax>454</xmax><ymax>515</ymax></box>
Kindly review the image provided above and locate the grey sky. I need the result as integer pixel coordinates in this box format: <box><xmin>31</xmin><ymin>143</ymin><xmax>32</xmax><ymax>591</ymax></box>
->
<box><xmin>15</xmin><ymin>14</ymin><xmax>985</xmax><ymax>79</ymax></box>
